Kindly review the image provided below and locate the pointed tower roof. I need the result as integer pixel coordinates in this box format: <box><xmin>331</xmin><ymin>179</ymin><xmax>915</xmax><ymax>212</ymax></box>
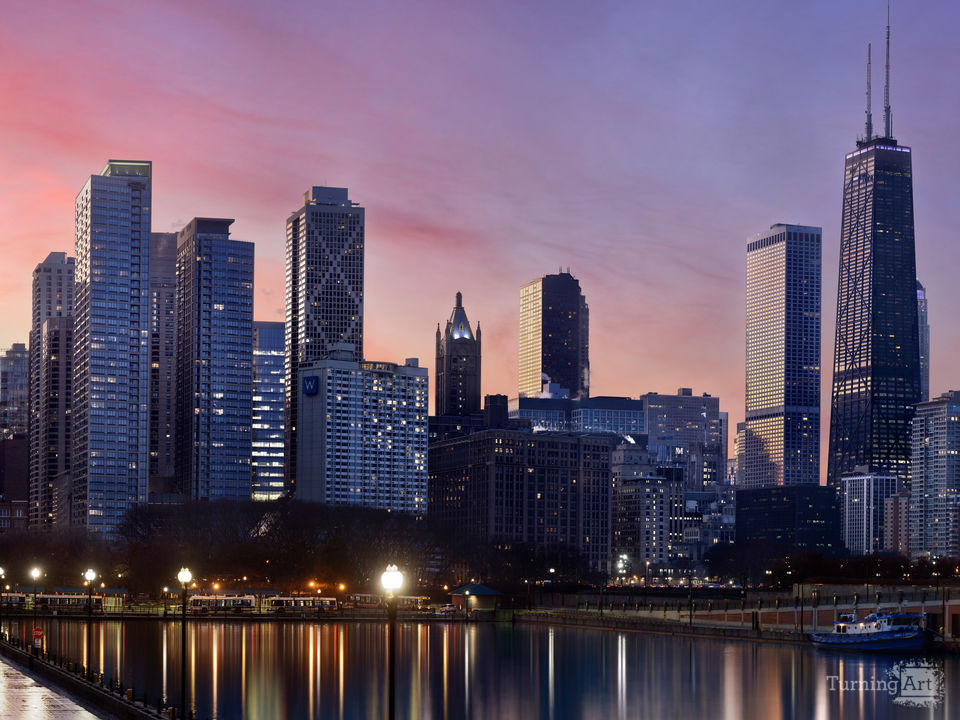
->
<box><xmin>446</xmin><ymin>291</ymin><xmax>475</xmax><ymax>341</ymax></box>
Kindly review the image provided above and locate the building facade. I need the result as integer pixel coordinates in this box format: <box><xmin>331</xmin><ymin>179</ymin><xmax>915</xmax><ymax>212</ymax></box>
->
<box><xmin>0</xmin><ymin>344</ymin><xmax>29</xmax><ymax>438</ymax></box>
<box><xmin>644</xmin><ymin>388</ymin><xmax>725</xmax><ymax>488</ymax></box>
<box><xmin>743</xmin><ymin>224</ymin><xmax>821</xmax><ymax>489</ymax></box>
<box><xmin>909</xmin><ymin>391</ymin><xmax>960</xmax><ymax>558</ymax></box>
<box><xmin>917</xmin><ymin>280</ymin><xmax>930</xmax><ymax>402</ymax></box>
<box><xmin>296</xmin><ymin>348</ymin><xmax>427</xmax><ymax>513</ymax></box>
<box><xmin>73</xmin><ymin>160</ymin><xmax>152</xmax><ymax>534</ymax></box>
<box><xmin>883</xmin><ymin>492</ymin><xmax>910</xmax><ymax>556</ymax></box>
<box><xmin>841</xmin><ymin>470</ymin><xmax>898</xmax><ymax>556</ymax></box>
<box><xmin>509</xmin><ymin>395</ymin><xmax>645</xmax><ymax>437</ymax></box>
<box><xmin>285</xmin><ymin>187</ymin><xmax>364</xmax><ymax>494</ymax></box>
<box><xmin>735</xmin><ymin>486</ymin><xmax>841</xmax><ymax>554</ymax></box>
<box><xmin>429</xmin><ymin>429</ymin><xmax>613</xmax><ymax>573</ymax></box>
<box><xmin>175</xmin><ymin>218</ymin><xmax>254</xmax><ymax>501</ymax></box>
<box><xmin>252</xmin><ymin>321</ymin><xmax>285</xmax><ymax>501</ymax></box>
<box><xmin>435</xmin><ymin>291</ymin><xmax>481</xmax><ymax>417</ymax></box>
<box><xmin>148</xmin><ymin>232</ymin><xmax>177</xmax><ymax>494</ymax></box>
<box><xmin>518</xmin><ymin>271</ymin><xmax>589</xmax><ymax>399</ymax></box>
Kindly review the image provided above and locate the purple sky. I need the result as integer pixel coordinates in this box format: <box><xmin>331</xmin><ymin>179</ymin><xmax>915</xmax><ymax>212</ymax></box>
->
<box><xmin>2</xmin><ymin>0</ymin><xmax>958</xmax><ymax>476</ymax></box>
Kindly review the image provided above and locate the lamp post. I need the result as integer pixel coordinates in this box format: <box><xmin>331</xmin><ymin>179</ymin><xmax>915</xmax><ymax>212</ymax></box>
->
<box><xmin>30</xmin><ymin>567</ymin><xmax>40</xmax><ymax>654</ymax></box>
<box><xmin>645</xmin><ymin>561</ymin><xmax>650</xmax><ymax>589</ymax></box>
<box><xmin>381</xmin><ymin>564</ymin><xmax>404</xmax><ymax>720</ymax></box>
<box><xmin>178</xmin><ymin>568</ymin><xmax>192</xmax><ymax>720</ymax></box>
<box><xmin>0</xmin><ymin>566</ymin><xmax>5</xmax><ymax>642</ymax></box>
<box><xmin>84</xmin><ymin>569</ymin><xmax>96</xmax><ymax>679</ymax></box>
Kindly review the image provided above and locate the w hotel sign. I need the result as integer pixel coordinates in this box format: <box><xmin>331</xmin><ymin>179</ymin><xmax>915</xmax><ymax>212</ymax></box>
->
<box><xmin>303</xmin><ymin>376</ymin><xmax>319</xmax><ymax>396</ymax></box>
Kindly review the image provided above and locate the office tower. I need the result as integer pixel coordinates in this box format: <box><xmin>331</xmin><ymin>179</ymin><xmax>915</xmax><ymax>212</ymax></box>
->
<box><xmin>29</xmin><ymin>252</ymin><xmax>75</xmax><ymax>528</ymax></box>
<box><xmin>429</xmin><ymin>430</ymin><xmax>614</xmax><ymax>573</ymax></box>
<box><xmin>0</xmin><ymin>344</ymin><xmax>29</xmax><ymax>438</ymax></box>
<box><xmin>643</xmin><ymin>388</ymin><xmax>725</xmax><ymax>487</ymax></box>
<box><xmin>296</xmin><ymin>346</ymin><xmax>427</xmax><ymax>513</ymax></box>
<box><xmin>175</xmin><ymin>218</ymin><xmax>254</xmax><ymax>501</ymax></box>
<box><xmin>917</xmin><ymin>280</ymin><xmax>930</xmax><ymax>402</ymax></box>
<box><xmin>0</xmin><ymin>435</ymin><xmax>28</xmax><ymax>532</ymax></box>
<box><xmin>828</xmin><ymin>26</ymin><xmax>921</xmax><ymax>488</ymax></box>
<box><xmin>285</xmin><ymin>187</ymin><xmax>364</xmax><ymax>494</ymax></box>
<box><xmin>743</xmin><ymin>224</ymin><xmax>821</xmax><ymax>489</ymax></box>
<box><xmin>147</xmin><ymin>233</ymin><xmax>177</xmax><ymax>494</ymax></box>
<box><xmin>841</xmin><ymin>470</ymin><xmax>897</xmax><ymax>556</ymax></box>
<box><xmin>252</xmin><ymin>321</ymin><xmax>285</xmax><ymax>501</ymax></box>
<box><xmin>518</xmin><ymin>271</ymin><xmax>589</xmax><ymax>399</ymax></box>
<box><xmin>73</xmin><ymin>160</ymin><xmax>152</xmax><ymax>534</ymax></box>
<box><xmin>435</xmin><ymin>291</ymin><xmax>481</xmax><ymax>416</ymax></box>
<box><xmin>509</xmin><ymin>395</ymin><xmax>645</xmax><ymax>436</ymax></box>
<box><xmin>735</xmin><ymin>486</ymin><xmax>841</xmax><ymax>554</ymax></box>
<box><xmin>909</xmin><ymin>391</ymin><xmax>960</xmax><ymax>558</ymax></box>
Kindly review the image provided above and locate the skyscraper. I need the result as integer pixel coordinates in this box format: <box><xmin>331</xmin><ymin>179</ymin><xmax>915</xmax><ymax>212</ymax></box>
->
<box><xmin>285</xmin><ymin>187</ymin><xmax>364</xmax><ymax>494</ymax></box>
<box><xmin>252</xmin><ymin>321</ymin><xmax>285</xmax><ymax>501</ymax></box>
<box><xmin>175</xmin><ymin>218</ymin><xmax>254</xmax><ymax>501</ymax></box>
<box><xmin>917</xmin><ymin>280</ymin><xmax>930</xmax><ymax>402</ymax></box>
<box><xmin>743</xmin><ymin>224</ymin><xmax>821</xmax><ymax>489</ymax></box>
<box><xmin>73</xmin><ymin>160</ymin><xmax>152</xmax><ymax>534</ymax></box>
<box><xmin>828</xmin><ymin>26</ymin><xmax>921</xmax><ymax>488</ymax></box>
<box><xmin>0</xmin><ymin>344</ymin><xmax>29</xmax><ymax>438</ymax></box>
<box><xmin>518</xmin><ymin>271</ymin><xmax>589</xmax><ymax>399</ymax></box>
<box><xmin>29</xmin><ymin>252</ymin><xmax>74</xmax><ymax>528</ymax></box>
<box><xmin>148</xmin><ymin>232</ymin><xmax>177</xmax><ymax>494</ymax></box>
<box><xmin>435</xmin><ymin>291</ymin><xmax>481</xmax><ymax>416</ymax></box>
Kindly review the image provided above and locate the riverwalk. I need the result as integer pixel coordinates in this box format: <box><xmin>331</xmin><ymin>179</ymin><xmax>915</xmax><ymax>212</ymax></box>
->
<box><xmin>0</xmin><ymin>655</ymin><xmax>107</xmax><ymax>719</ymax></box>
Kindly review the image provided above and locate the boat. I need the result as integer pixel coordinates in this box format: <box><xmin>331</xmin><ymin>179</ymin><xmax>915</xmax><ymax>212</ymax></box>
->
<box><xmin>809</xmin><ymin>612</ymin><xmax>939</xmax><ymax>652</ymax></box>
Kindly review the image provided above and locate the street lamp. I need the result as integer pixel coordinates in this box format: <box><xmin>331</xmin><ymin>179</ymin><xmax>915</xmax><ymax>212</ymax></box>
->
<box><xmin>30</xmin><ymin>567</ymin><xmax>40</xmax><ymax>654</ymax></box>
<box><xmin>84</xmin><ymin>569</ymin><xmax>96</xmax><ymax>679</ymax></box>
<box><xmin>177</xmin><ymin>567</ymin><xmax>192</xmax><ymax>720</ymax></box>
<box><xmin>0</xmin><ymin>566</ymin><xmax>5</xmax><ymax>642</ymax></box>
<box><xmin>645</xmin><ymin>561</ymin><xmax>651</xmax><ymax>588</ymax></box>
<box><xmin>381</xmin><ymin>564</ymin><xmax>404</xmax><ymax>720</ymax></box>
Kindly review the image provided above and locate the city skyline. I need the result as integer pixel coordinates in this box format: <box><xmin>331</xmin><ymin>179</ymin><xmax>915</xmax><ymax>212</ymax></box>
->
<box><xmin>2</xmin><ymin>2</ymin><xmax>960</xmax><ymax>482</ymax></box>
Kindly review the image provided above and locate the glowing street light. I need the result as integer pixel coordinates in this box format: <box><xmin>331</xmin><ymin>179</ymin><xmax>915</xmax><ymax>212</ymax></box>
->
<box><xmin>84</xmin><ymin>569</ymin><xmax>96</xmax><ymax>679</ymax></box>
<box><xmin>0</xmin><ymin>566</ymin><xmax>4</xmax><ymax>642</ymax></box>
<box><xmin>30</xmin><ymin>566</ymin><xmax>41</xmax><ymax>651</ymax></box>
<box><xmin>177</xmin><ymin>567</ymin><xmax>192</xmax><ymax>720</ymax></box>
<box><xmin>381</xmin><ymin>564</ymin><xmax>404</xmax><ymax>720</ymax></box>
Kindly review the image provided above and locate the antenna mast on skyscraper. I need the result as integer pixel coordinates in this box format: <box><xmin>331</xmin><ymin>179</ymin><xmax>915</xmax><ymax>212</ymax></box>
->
<box><xmin>884</xmin><ymin>0</ymin><xmax>892</xmax><ymax>138</ymax></box>
<box><xmin>865</xmin><ymin>43</ymin><xmax>873</xmax><ymax>141</ymax></box>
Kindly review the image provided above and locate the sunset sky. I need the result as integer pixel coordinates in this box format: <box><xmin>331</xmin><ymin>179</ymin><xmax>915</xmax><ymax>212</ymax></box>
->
<box><xmin>2</xmin><ymin>1</ymin><xmax>959</xmax><ymax>473</ymax></box>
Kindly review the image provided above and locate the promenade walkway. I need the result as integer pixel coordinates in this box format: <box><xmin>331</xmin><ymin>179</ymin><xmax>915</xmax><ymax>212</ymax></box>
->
<box><xmin>0</xmin><ymin>655</ymin><xmax>106</xmax><ymax>719</ymax></box>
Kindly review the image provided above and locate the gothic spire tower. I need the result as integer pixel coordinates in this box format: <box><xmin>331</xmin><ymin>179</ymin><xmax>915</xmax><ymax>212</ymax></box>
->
<box><xmin>435</xmin><ymin>291</ymin><xmax>481</xmax><ymax>416</ymax></box>
<box><xmin>828</xmin><ymin>6</ymin><xmax>921</xmax><ymax>489</ymax></box>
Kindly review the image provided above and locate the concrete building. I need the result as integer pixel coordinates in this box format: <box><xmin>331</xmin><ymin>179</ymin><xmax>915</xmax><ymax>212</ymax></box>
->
<box><xmin>285</xmin><ymin>187</ymin><xmax>365</xmax><ymax>494</ymax></box>
<box><xmin>175</xmin><ymin>218</ymin><xmax>254</xmax><ymax>501</ymax></box>
<box><xmin>296</xmin><ymin>346</ymin><xmax>427</xmax><ymax>513</ymax></box>
<box><xmin>644</xmin><ymin>388</ymin><xmax>725</xmax><ymax>488</ymax></box>
<box><xmin>841</xmin><ymin>470</ymin><xmax>898</xmax><ymax>556</ymax></box>
<box><xmin>429</xmin><ymin>429</ymin><xmax>614</xmax><ymax>573</ymax></box>
<box><xmin>735</xmin><ymin>486</ymin><xmax>842</xmax><ymax>555</ymax></box>
<box><xmin>909</xmin><ymin>391</ymin><xmax>960</xmax><ymax>558</ymax></box>
<box><xmin>518</xmin><ymin>271</ymin><xmax>589</xmax><ymax>399</ymax></box>
<box><xmin>743</xmin><ymin>224</ymin><xmax>821</xmax><ymax>489</ymax></box>
<box><xmin>435</xmin><ymin>291</ymin><xmax>481</xmax><ymax>417</ymax></box>
<box><xmin>73</xmin><ymin>160</ymin><xmax>152</xmax><ymax>534</ymax></box>
<box><xmin>252</xmin><ymin>321</ymin><xmax>285</xmax><ymax>501</ymax></box>
<box><xmin>509</xmin><ymin>394</ymin><xmax>645</xmax><ymax>437</ymax></box>
<box><xmin>883</xmin><ymin>493</ymin><xmax>910</xmax><ymax>556</ymax></box>
<box><xmin>148</xmin><ymin>232</ymin><xmax>177</xmax><ymax>495</ymax></box>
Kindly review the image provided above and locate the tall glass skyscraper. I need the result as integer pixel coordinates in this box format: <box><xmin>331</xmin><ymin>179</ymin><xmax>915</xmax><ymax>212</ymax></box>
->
<box><xmin>284</xmin><ymin>187</ymin><xmax>364</xmax><ymax>494</ymax></box>
<box><xmin>827</xmin><ymin>32</ymin><xmax>920</xmax><ymax>488</ymax></box>
<box><xmin>252</xmin><ymin>321</ymin><xmax>285</xmax><ymax>501</ymax></box>
<box><xmin>518</xmin><ymin>271</ymin><xmax>589</xmax><ymax>399</ymax></box>
<box><xmin>743</xmin><ymin>224</ymin><xmax>821</xmax><ymax>489</ymax></box>
<box><xmin>73</xmin><ymin>160</ymin><xmax>152</xmax><ymax>534</ymax></box>
<box><xmin>175</xmin><ymin>218</ymin><xmax>254</xmax><ymax>501</ymax></box>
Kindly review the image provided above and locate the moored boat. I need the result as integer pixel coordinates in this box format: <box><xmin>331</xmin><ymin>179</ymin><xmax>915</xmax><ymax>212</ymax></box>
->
<box><xmin>809</xmin><ymin>613</ymin><xmax>939</xmax><ymax>652</ymax></box>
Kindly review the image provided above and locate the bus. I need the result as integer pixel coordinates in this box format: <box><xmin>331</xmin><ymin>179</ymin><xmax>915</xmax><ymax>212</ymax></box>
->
<box><xmin>188</xmin><ymin>594</ymin><xmax>256</xmax><ymax>614</ymax></box>
<box><xmin>346</xmin><ymin>593</ymin><xmax>383</xmax><ymax>608</ymax></box>
<box><xmin>270</xmin><ymin>597</ymin><xmax>338</xmax><ymax>613</ymax></box>
<box><xmin>35</xmin><ymin>594</ymin><xmax>104</xmax><ymax>612</ymax></box>
<box><xmin>0</xmin><ymin>592</ymin><xmax>27</xmax><ymax>608</ymax></box>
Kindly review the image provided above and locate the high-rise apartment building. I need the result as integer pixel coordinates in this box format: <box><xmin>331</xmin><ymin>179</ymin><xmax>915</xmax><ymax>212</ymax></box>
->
<box><xmin>73</xmin><ymin>160</ymin><xmax>152</xmax><ymax>534</ymax></box>
<box><xmin>0</xmin><ymin>344</ymin><xmax>29</xmax><ymax>438</ymax></box>
<box><xmin>909</xmin><ymin>391</ymin><xmax>960</xmax><ymax>559</ymax></box>
<box><xmin>296</xmin><ymin>347</ymin><xmax>427</xmax><ymax>513</ymax></box>
<box><xmin>285</xmin><ymin>187</ymin><xmax>364</xmax><ymax>494</ymax></box>
<box><xmin>917</xmin><ymin>280</ymin><xmax>930</xmax><ymax>402</ymax></box>
<box><xmin>743</xmin><ymin>224</ymin><xmax>821</xmax><ymax>489</ymax></box>
<box><xmin>148</xmin><ymin>232</ymin><xmax>177</xmax><ymax>494</ymax></box>
<box><xmin>644</xmin><ymin>388</ymin><xmax>725</xmax><ymax>487</ymax></box>
<box><xmin>841</xmin><ymin>470</ymin><xmax>898</xmax><ymax>556</ymax></box>
<box><xmin>828</xmin><ymin>29</ymin><xmax>921</xmax><ymax>488</ymax></box>
<box><xmin>29</xmin><ymin>252</ymin><xmax>74</xmax><ymax>527</ymax></box>
<box><xmin>518</xmin><ymin>271</ymin><xmax>589</xmax><ymax>399</ymax></box>
<box><xmin>252</xmin><ymin>321</ymin><xmax>285</xmax><ymax>501</ymax></box>
<box><xmin>175</xmin><ymin>218</ymin><xmax>254</xmax><ymax>501</ymax></box>
<box><xmin>435</xmin><ymin>291</ymin><xmax>481</xmax><ymax>416</ymax></box>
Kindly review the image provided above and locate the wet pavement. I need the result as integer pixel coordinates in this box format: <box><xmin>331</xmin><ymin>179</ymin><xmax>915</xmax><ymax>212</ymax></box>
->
<box><xmin>0</xmin><ymin>656</ymin><xmax>105</xmax><ymax>719</ymax></box>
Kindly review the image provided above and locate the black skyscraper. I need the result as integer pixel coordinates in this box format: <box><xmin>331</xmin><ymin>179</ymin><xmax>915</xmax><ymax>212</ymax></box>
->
<box><xmin>828</xmin><ymin>25</ymin><xmax>921</xmax><ymax>488</ymax></box>
<box><xmin>435</xmin><ymin>291</ymin><xmax>481</xmax><ymax>416</ymax></box>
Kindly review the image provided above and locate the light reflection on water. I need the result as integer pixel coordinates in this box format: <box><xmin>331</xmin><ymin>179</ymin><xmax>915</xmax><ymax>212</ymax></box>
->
<box><xmin>2</xmin><ymin>617</ymin><xmax>957</xmax><ymax>719</ymax></box>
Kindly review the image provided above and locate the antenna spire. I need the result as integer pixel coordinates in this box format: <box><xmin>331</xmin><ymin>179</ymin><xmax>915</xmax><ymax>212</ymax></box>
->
<box><xmin>865</xmin><ymin>43</ymin><xmax>873</xmax><ymax>141</ymax></box>
<box><xmin>883</xmin><ymin>0</ymin><xmax>892</xmax><ymax>137</ymax></box>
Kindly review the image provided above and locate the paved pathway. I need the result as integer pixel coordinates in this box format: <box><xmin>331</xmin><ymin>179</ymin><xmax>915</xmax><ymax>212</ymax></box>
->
<box><xmin>0</xmin><ymin>656</ymin><xmax>106</xmax><ymax>719</ymax></box>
